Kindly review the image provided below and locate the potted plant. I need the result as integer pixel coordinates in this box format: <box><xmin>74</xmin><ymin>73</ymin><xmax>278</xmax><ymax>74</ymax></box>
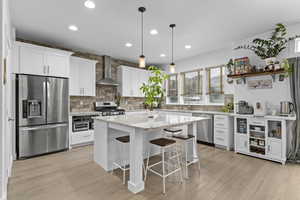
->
<box><xmin>235</xmin><ymin>23</ymin><xmax>299</xmax><ymax>65</ymax></box>
<box><xmin>140</xmin><ymin>66</ymin><xmax>169</xmax><ymax>117</ymax></box>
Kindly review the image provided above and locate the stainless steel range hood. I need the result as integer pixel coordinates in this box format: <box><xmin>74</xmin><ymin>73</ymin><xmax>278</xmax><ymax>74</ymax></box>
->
<box><xmin>96</xmin><ymin>56</ymin><xmax>119</xmax><ymax>86</ymax></box>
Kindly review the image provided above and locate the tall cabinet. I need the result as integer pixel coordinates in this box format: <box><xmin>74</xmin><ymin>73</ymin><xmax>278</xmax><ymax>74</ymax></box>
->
<box><xmin>234</xmin><ymin>116</ymin><xmax>287</xmax><ymax>164</ymax></box>
<box><xmin>69</xmin><ymin>56</ymin><xmax>97</xmax><ymax>96</ymax></box>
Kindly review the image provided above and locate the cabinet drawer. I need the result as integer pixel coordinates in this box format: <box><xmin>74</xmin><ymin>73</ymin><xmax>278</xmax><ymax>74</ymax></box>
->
<box><xmin>214</xmin><ymin>115</ymin><xmax>229</xmax><ymax>128</ymax></box>
<box><xmin>72</xmin><ymin>131</ymin><xmax>94</xmax><ymax>145</ymax></box>
<box><xmin>214</xmin><ymin>128</ymin><xmax>228</xmax><ymax>145</ymax></box>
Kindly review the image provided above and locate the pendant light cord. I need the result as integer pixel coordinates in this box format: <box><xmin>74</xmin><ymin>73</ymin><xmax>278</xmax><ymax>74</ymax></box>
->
<box><xmin>171</xmin><ymin>26</ymin><xmax>174</xmax><ymax>63</ymax></box>
<box><xmin>141</xmin><ymin>11</ymin><xmax>144</xmax><ymax>55</ymax></box>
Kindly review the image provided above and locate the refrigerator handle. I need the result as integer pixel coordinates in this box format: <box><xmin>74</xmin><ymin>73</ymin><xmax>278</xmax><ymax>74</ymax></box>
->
<box><xmin>22</xmin><ymin>100</ymin><xmax>28</xmax><ymax>118</ymax></box>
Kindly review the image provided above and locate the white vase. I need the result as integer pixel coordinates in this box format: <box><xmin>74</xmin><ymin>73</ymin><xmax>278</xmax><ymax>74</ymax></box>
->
<box><xmin>265</xmin><ymin>57</ymin><xmax>276</xmax><ymax>66</ymax></box>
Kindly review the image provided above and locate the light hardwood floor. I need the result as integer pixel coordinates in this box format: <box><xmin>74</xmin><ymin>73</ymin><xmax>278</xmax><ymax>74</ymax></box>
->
<box><xmin>8</xmin><ymin>144</ymin><xmax>300</xmax><ymax>200</ymax></box>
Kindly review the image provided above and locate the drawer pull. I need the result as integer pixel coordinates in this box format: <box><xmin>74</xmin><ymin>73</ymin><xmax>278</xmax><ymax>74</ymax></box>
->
<box><xmin>216</xmin><ymin>137</ymin><xmax>224</xmax><ymax>141</ymax></box>
<box><xmin>216</xmin><ymin>123</ymin><xmax>225</xmax><ymax>126</ymax></box>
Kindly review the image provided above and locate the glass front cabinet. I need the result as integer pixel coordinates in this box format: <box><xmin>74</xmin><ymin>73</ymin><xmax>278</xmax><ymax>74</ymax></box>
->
<box><xmin>234</xmin><ymin>117</ymin><xmax>287</xmax><ymax>164</ymax></box>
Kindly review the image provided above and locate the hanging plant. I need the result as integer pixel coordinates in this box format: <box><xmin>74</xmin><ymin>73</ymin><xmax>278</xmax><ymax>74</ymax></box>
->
<box><xmin>235</xmin><ymin>24</ymin><xmax>300</xmax><ymax>62</ymax></box>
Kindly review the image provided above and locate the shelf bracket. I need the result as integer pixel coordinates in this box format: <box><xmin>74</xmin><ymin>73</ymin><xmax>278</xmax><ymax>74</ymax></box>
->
<box><xmin>242</xmin><ymin>77</ymin><xmax>246</xmax><ymax>84</ymax></box>
<box><xmin>271</xmin><ymin>74</ymin><xmax>276</xmax><ymax>82</ymax></box>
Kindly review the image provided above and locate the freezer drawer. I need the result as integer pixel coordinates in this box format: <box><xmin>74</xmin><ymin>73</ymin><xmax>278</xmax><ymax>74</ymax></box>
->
<box><xmin>18</xmin><ymin>124</ymin><xmax>68</xmax><ymax>158</ymax></box>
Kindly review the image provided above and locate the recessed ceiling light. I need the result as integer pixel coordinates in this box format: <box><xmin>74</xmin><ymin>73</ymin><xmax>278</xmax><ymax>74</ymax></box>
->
<box><xmin>185</xmin><ymin>45</ymin><xmax>192</xmax><ymax>49</ymax></box>
<box><xmin>68</xmin><ymin>25</ymin><xmax>78</xmax><ymax>31</ymax></box>
<box><xmin>160</xmin><ymin>54</ymin><xmax>166</xmax><ymax>57</ymax></box>
<box><xmin>125</xmin><ymin>43</ymin><xmax>133</xmax><ymax>47</ymax></box>
<box><xmin>84</xmin><ymin>0</ymin><xmax>96</xmax><ymax>9</ymax></box>
<box><xmin>150</xmin><ymin>29</ymin><xmax>158</xmax><ymax>35</ymax></box>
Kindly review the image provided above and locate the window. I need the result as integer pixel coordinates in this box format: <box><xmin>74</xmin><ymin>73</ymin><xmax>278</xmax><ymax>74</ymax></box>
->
<box><xmin>207</xmin><ymin>66</ymin><xmax>225</xmax><ymax>104</ymax></box>
<box><xmin>295</xmin><ymin>38</ymin><xmax>300</xmax><ymax>53</ymax></box>
<box><xmin>182</xmin><ymin>70</ymin><xmax>203</xmax><ymax>104</ymax></box>
<box><xmin>166</xmin><ymin>74</ymin><xmax>178</xmax><ymax>103</ymax></box>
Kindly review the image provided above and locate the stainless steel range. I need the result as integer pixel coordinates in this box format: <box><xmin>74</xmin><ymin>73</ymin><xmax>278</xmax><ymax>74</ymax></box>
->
<box><xmin>94</xmin><ymin>102</ymin><xmax>125</xmax><ymax>116</ymax></box>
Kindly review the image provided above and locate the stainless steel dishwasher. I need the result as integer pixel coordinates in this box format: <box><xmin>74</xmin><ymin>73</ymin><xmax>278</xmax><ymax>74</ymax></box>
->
<box><xmin>192</xmin><ymin>113</ymin><xmax>214</xmax><ymax>145</ymax></box>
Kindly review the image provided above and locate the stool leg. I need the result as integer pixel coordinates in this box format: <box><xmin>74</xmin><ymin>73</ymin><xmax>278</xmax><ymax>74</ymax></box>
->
<box><xmin>185</xmin><ymin>142</ymin><xmax>189</xmax><ymax>179</ymax></box>
<box><xmin>195</xmin><ymin>139</ymin><xmax>201</xmax><ymax>172</ymax></box>
<box><xmin>122</xmin><ymin>143</ymin><xmax>126</xmax><ymax>185</ymax></box>
<box><xmin>144</xmin><ymin>147</ymin><xmax>150</xmax><ymax>182</ymax></box>
<box><xmin>175</xmin><ymin>146</ymin><xmax>183</xmax><ymax>183</ymax></box>
<box><xmin>162</xmin><ymin>148</ymin><xmax>166</xmax><ymax>194</ymax></box>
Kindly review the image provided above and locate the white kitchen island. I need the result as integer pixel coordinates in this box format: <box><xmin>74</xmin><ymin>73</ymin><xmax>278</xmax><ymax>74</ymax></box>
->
<box><xmin>93</xmin><ymin>112</ymin><xmax>208</xmax><ymax>194</ymax></box>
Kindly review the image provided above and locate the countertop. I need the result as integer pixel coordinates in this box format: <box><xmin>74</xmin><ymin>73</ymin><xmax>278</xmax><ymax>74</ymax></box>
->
<box><xmin>94</xmin><ymin>113</ymin><xmax>209</xmax><ymax>130</ymax></box>
<box><xmin>126</xmin><ymin>109</ymin><xmax>297</xmax><ymax>120</ymax></box>
<box><xmin>70</xmin><ymin>111</ymin><xmax>102</xmax><ymax>116</ymax></box>
<box><xmin>70</xmin><ymin>109</ymin><xmax>296</xmax><ymax>121</ymax></box>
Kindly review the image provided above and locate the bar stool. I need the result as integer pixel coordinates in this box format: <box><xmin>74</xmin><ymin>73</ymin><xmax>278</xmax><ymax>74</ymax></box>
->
<box><xmin>144</xmin><ymin>137</ymin><xmax>183</xmax><ymax>194</ymax></box>
<box><xmin>112</xmin><ymin>135</ymin><xmax>146</xmax><ymax>185</ymax></box>
<box><xmin>112</xmin><ymin>135</ymin><xmax>130</xmax><ymax>184</ymax></box>
<box><xmin>164</xmin><ymin>128</ymin><xmax>201</xmax><ymax>179</ymax></box>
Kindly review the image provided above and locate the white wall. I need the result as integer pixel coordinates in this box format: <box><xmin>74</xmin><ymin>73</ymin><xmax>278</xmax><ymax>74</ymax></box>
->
<box><xmin>1</xmin><ymin>0</ymin><xmax>13</xmax><ymax>199</ymax></box>
<box><xmin>164</xmin><ymin>23</ymin><xmax>300</xmax><ymax>110</ymax></box>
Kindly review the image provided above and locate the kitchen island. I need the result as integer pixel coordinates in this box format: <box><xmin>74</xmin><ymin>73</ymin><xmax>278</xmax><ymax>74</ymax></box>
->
<box><xmin>93</xmin><ymin>112</ymin><xmax>208</xmax><ymax>194</ymax></box>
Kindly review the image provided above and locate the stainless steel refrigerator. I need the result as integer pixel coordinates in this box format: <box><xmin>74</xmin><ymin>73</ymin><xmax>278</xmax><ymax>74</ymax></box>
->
<box><xmin>16</xmin><ymin>74</ymin><xmax>69</xmax><ymax>159</ymax></box>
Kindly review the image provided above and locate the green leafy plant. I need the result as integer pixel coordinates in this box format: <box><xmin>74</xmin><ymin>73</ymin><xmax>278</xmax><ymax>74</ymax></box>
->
<box><xmin>235</xmin><ymin>23</ymin><xmax>300</xmax><ymax>59</ymax></box>
<box><xmin>282</xmin><ymin>59</ymin><xmax>293</xmax><ymax>77</ymax></box>
<box><xmin>140</xmin><ymin>66</ymin><xmax>169</xmax><ymax>111</ymax></box>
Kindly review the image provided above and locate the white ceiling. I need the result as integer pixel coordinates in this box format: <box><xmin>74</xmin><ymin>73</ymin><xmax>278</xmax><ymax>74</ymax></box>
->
<box><xmin>11</xmin><ymin>0</ymin><xmax>300</xmax><ymax>64</ymax></box>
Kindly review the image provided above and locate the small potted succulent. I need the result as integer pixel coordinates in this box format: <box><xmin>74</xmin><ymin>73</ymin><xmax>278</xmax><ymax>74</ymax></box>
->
<box><xmin>235</xmin><ymin>23</ymin><xmax>300</xmax><ymax>65</ymax></box>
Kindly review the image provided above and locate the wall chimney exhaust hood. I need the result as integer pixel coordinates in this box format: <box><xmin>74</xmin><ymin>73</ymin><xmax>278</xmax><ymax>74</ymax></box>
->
<box><xmin>96</xmin><ymin>56</ymin><xmax>119</xmax><ymax>86</ymax></box>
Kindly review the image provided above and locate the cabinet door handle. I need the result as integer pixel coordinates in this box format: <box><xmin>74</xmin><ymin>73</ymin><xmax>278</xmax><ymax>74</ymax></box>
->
<box><xmin>47</xmin><ymin>66</ymin><xmax>50</xmax><ymax>74</ymax></box>
<box><xmin>83</xmin><ymin>88</ymin><xmax>85</xmax><ymax>95</ymax></box>
<box><xmin>43</xmin><ymin>66</ymin><xmax>46</xmax><ymax>74</ymax></box>
<box><xmin>267</xmin><ymin>145</ymin><xmax>270</xmax><ymax>152</ymax></box>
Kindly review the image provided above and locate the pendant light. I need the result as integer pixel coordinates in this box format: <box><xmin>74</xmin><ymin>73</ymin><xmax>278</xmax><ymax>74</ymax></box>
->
<box><xmin>169</xmin><ymin>24</ymin><xmax>176</xmax><ymax>73</ymax></box>
<box><xmin>138</xmin><ymin>7</ymin><xmax>146</xmax><ymax>68</ymax></box>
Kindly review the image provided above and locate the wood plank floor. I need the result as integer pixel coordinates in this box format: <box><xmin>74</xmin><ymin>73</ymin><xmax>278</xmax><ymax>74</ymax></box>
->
<box><xmin>8</xmin><ymin>144</ymin><xmax>300</xmax><ymax>200</ymax></box>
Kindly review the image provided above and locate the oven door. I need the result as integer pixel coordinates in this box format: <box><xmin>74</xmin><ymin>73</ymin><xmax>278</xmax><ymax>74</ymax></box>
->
<box><xmin>73</xmin><ymin>121</ymin><xmax>90</xmax><ymax>132</ymax></box>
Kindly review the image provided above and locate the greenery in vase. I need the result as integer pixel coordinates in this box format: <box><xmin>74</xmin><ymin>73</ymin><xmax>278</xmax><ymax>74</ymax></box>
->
<box><xmin>235</xmin><ymin>23</ymin><xmax>300</xmax><ymax>59</ymax></box>
<box><xmin>140</xmin><ymin>66</ymin><xmax>169</xmax><ymax>111</ymax></box>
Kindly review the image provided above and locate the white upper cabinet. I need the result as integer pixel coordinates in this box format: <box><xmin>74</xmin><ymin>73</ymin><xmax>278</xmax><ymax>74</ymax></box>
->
<box><xmin>19</xmin><ymin>46</ymin><xmax>45</xmax><ymax>75</ymax></box>
<box><xmin>46</xmin><ymin>52</ymin><xmax>70</xmax><ymax>77</ymax></box>
<box><xmin>14</xmin><ymin>41</ymin><xmax>73</xmax><ymax>77</ymax></box>
<box><xmin>69</xmin><ymin>56</ymin><xmax>97</xmax><ymax>97</ymax></box>
<box><xmin>118</xmin><ymin>65</ymin><xmax>150</xmax><ymax>97</ymax></box>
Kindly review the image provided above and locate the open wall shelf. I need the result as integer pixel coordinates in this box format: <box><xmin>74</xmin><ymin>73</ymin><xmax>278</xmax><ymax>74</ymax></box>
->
<box><xmin>227</xmin><ymin>69</ymin><xmax>285</xmax><ymax>83</ymax></box>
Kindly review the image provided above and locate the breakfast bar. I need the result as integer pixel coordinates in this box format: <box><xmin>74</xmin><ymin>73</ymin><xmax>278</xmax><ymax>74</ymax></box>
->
<box><xmin>93</xmin><ymin>112</ymin><xmax>208</xmax><ymax>193</ymax></box>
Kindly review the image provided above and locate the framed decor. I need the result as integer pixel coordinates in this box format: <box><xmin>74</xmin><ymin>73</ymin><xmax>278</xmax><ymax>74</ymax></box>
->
<box><xmin>247</xmin><ymin>79</ymin><xmax>273</xmax><ymax>89</ymax></box>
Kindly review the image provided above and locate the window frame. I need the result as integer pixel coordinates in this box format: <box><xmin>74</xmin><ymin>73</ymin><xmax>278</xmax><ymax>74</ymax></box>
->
<box><xmin>181</xmin><ymin>69</ymin><xmax>203</xmax><ymax>97</ymax></box>
<box><xmin>206</xmin><ymin>65</ymin><xmax>225</xmax><ymax>96</ymax></box>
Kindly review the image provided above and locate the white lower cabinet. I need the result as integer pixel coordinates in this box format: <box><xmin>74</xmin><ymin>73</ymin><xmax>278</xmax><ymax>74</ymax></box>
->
<box><xmin>71</xmin><ymin>131</ymin><xmax>94</xmax><ymax>146</ymax></box>
<box><xmin>214</xmin><ymin>115</ymin><xmax>234</xmax><ymax>150</ymax></box>
<box><xmin>234</xmin><ymin>116</ymin><xmax>287</xmax><ymax>164</ymax></box>
<box><xmin>235</xmin><ymin>134</ymin><xmax>248</xmax><ymax>153</ymax></box>
<box><xmin>266</xmin><ymin>138</ymin><xmax>282</xmax><ymax>160</ymax></box>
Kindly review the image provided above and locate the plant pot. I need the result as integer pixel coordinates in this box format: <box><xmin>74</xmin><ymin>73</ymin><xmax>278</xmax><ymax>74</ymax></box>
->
<box><xmin>265</xmin><ymin>57</ymin><xmax>277</xmax><ymax>66</ymax></box>
<box><xmin>147</xmin><ymin>110</ymin><xmax>158</xmax><ymax>119</ymax></box>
